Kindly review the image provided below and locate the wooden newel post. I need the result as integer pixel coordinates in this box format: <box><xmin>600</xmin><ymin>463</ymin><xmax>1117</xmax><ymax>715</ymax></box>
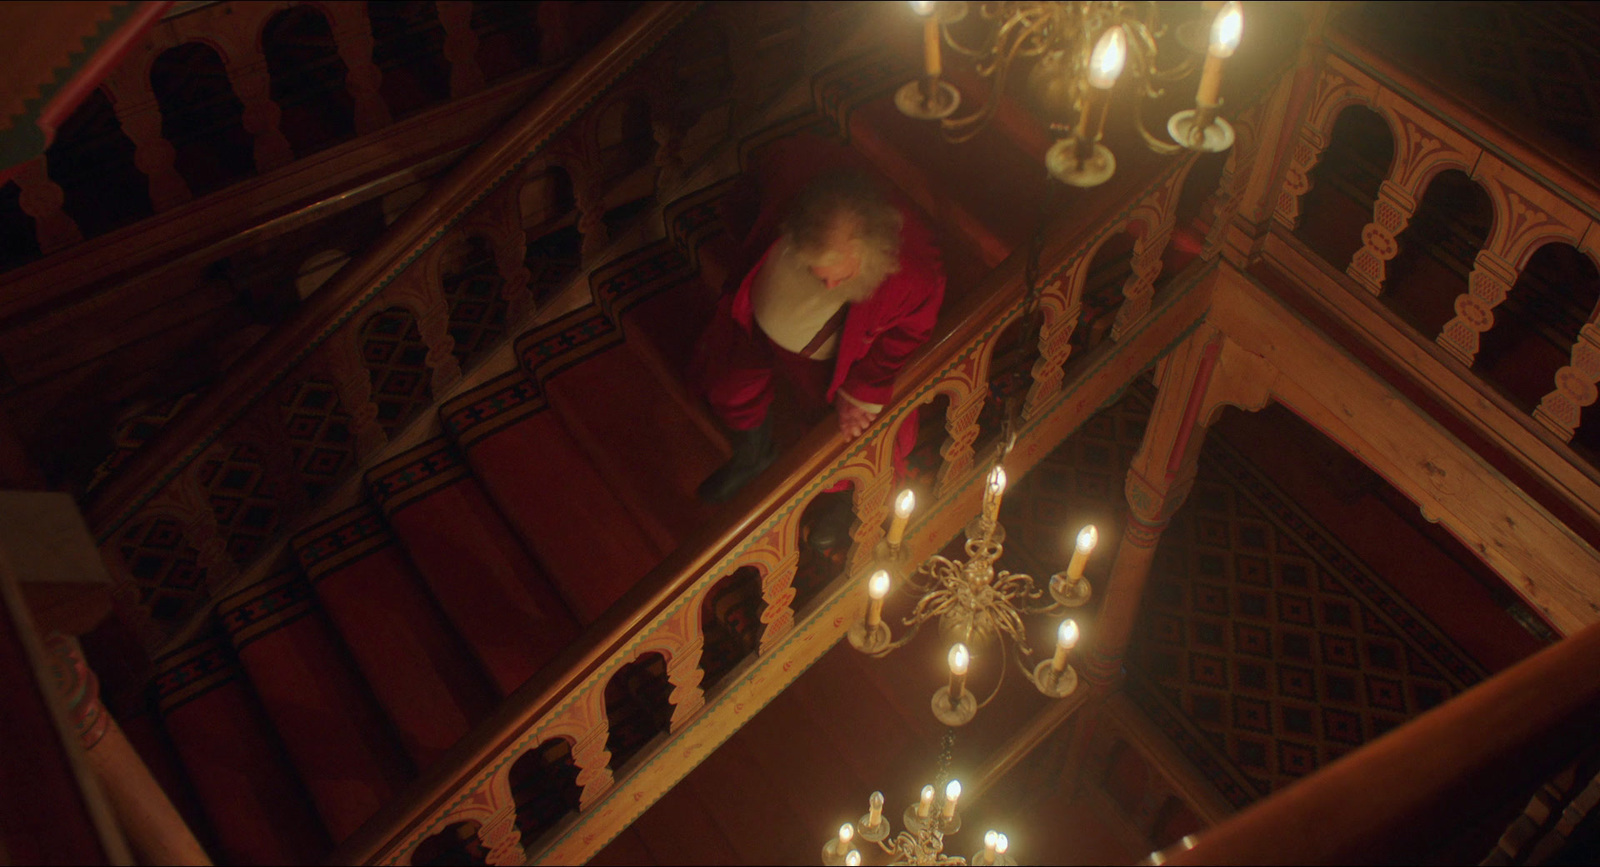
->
<box><xmin>44</xmin><ymin>634</ymin><xmax>212</xmax><ymax>866</ymax></box>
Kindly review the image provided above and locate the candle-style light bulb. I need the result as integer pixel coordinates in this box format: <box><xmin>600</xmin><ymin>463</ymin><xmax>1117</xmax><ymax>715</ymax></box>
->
<box><xmin>1087</xmin><ymin>26</ymin><xmax>1127</xmax><ymax>90</ymax></box>
<box><xmin>1195</xmin><ymin>0</ymin><xmax>1242</xmax><ymax>107</ymax></box>
<box><xmin>868</xmin><ymin>790</ymin><xmax>885</xmax><ymax>828</ymax></box>
<box><xmin>947</xmin><ymin>642</ymin><xmax>970</xmax><ymax>702</ymax></box>
<box><xmin>888</xmin><ymin>489</ymin><xmax>916</xmax><ymax>546</ymax></box>
<box><xmin>838</xmin><ymin>823</ymin><xmax>854</xmax><ymax>852</ymax></box>
<box><xmin>911</xmin><ymin>1</ymin><xmax>942</xmax><ymax>82</ymax></box>
<box><xmin>942</xmin><ymin>779</ymin><xmax>962</xmax><ymax>820</ymax></box>
<box><xmin>1052</xmin><ymin>619</ymin><xmax>1079</xmax><ymax>673</ymax></box>
<box><xmin>982</xmin><ymin>466</ymin><xmax>1007</xmax><ymax>522</ymax></box>
<box><xmin>1065</xmin><ymin>524</ymin><xmax>1097</xmax><ymax>582</ymax></box>
<box><xmin>1209</xmin><ymin>0</ymin><xmax>1243</xmax><ymax>57</ymax></box>
<box><xmin>866</xmin><ymin>569</ymin><xmax>891</xmax><ymax>628</ymax></box>
<box><xmin>996</xmin><ymin>833</ymin><xmax>1009</xmax><ymax>855</ymax></box>
<box><xmin>984</xmin><ymin>830</ymin><xmax>1000</xmax><ymax>860</ymax></box>
<box><xmin>845</xmin><ymin>850</ymin><xmax>861</xmax><ymax>867</ymax></box>
<box><xmin>918</xmin><ymin>784</ymin><xmax>935</xmax><ymax>817</ymax></box>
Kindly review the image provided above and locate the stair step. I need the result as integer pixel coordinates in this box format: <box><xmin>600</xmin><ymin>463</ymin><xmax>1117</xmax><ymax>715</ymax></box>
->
<box><xmin>365</xmin><ymin>439</ymin><xmax>581</xmax><ymax>696</ymax></box>
<box><xmin>441</xmin><ymin>372</ymin><xmax>665</xmax><ymax>624</ymax></box>
<box><xmin>519</xmin><ymin>310</ymin><xmax>725</xmax><ymax>551</ymax></box>
<box><xmin>844</xmin><ymin>94</ymin><xmax>1047</xmax><ymax>270</ymax></box>
<box><xmin>214</xmin><ymin>571</ymin><xmax>414</xmax><ymax>842</ymax></box>
<box><xmin>293</xmin><ymin>505</ymin><xmax>499</xmax><ymax>770</ymax></box>
<box><xmin>152</xmin><ymin>632</ymin><xmax>332</xmax><ymax>865</ymax></box>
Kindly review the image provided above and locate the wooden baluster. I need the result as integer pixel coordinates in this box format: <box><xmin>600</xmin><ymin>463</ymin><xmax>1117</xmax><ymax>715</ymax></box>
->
<box><xmin>44</xmin><ymin>634</ymin><xmax>211</xmax><ymax>865</ymax></box>
<box><xmin>937</xmin><ymin>386</ymin><xmax>987</xmax><ymax>496</ymax></box>
<box><xmin>848</xmin><ymin>469</ymin><xmax>892</xmax><ymax>576</ymax></box>
<box><xmin>1111</xmin><ymin>224</ymin><xmax>1174</xmax><ymax>341</ymax></box>
<box><xmin>1272</xmin><ymin>126</ymin><xmax>1326</xmax><ymax>232</ymax></box>
<box><xmin>102</xmin><ymin>67</ymin><xmax>192</xmax><ymax>212</ymax></box>
<box><xmin>665</xmin><ymin>637</ymin><xmax>707</xmax><ymax>731</ymax></box>
<box><xmin>1436</xmin><ymin>249</ymin><xmax>1517</xmax><ymax>367</ymax></box>
<box><xmin>11</xmin><ymin>157</ymin><xmax>82</xmax><ymax>252</ymax></box>
<box><xmin>1533</xmin><ymin>322</ymin><xmax>1600</xmax><ymax>443</ymax></box>
<box><xmin>571</xmin><ymin>721</ymin><xmax>615</xmax><ymax>811</ymax></box>
<box><xmin>326</xmin><ymin>1</ymin><xmax>392</xmax><ymax>134</ymax></box>
<box><xmin>1023</xmin><ymin>283</ymin><xmax>1078</xmax><ymax>420</ymax></box>
<box><xmin>1345</xmin><ymin>181</ymin><xmax>1416</xmax><ymax>296</ymax></box>
<box><xmin>222</xmin><ymin>51</ymin><xmax>295</xmax><ymax>174</ymax></box>
<box><xmin>436</xmin><ymin>1</ymin><xmax>486</xmax><ymax>98</ymax></box>
<box><xmin>477</xmin><ymin>806</ymin><xmax>528</xmax><ymax>865</ymax></box>
<box><xmin>758</xmin><ymin>537</ymin><xmax>801</xmax><ymax>655</ymax></box>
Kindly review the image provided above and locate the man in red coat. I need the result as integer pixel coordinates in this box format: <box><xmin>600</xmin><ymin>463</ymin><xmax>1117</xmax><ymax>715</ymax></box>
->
<box><xmin>692</xmin><ymin>140</ymin><xmax>945</xmax><ymax>512</ymax></box>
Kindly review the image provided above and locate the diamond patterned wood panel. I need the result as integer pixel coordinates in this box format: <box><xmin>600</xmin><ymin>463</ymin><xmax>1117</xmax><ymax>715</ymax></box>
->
<box><xmin>116</xmin><ymin>515</ymin><xmax>211</xmax><ymax>624</ymax></box>
<box><xmin>1125</xmin><ymin>425</ymin><xmax>1486</xmax><ymax>807</ymax></box>
<box><xmin>280</xmin><ymin>378</ymin><xmax>356</xmax><ymax>499</ymax></box>
<box><xmin>197</xmin><ymin>442</ymin><xmax>283</xmax><ymax>564</ymax></box>
<box><xmin>358</xmin><ymin>305</ymin><xmax>434</xmax><ymax>436</ymax></box>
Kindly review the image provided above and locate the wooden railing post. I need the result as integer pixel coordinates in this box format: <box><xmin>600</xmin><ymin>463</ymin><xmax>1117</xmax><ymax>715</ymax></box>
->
<box><xmin>221</xmin><ymin>50</ymin><xmax>295</xmax><ymax>174</ymax></box>
<box><xmin>437</xmin><ymin>1</ymin><xmax>487</xmax><ymax>99</ymax></box>
<box><xmin>11</xmin><ymin>157</ymin><xmax>82</xmax><ymax>252</ymax></box>
<box><xmin>326</xmin><ymin>2</ymin><xmax>393</xmax><ymax>135</ymax></box>
<box><xmin>44</xmin><ymin>634</ymin><xmax>211</xmax><ymax>866</ymax></box>
<box><xmin>102</xmin><ymin>66</ymin><xmax>192</xmax><ymax>211</ymax></box>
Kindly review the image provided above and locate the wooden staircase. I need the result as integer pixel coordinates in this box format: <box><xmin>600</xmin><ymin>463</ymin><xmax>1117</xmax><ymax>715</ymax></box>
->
<box><xmin>45</xmin><ymin>1</ymin><xmax>1314</xmax><ymax>863</ymax></box>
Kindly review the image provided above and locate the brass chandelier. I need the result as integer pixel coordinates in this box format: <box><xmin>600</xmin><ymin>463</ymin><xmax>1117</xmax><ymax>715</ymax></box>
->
<box><xmin>898</xmin><ymin>0</ymin><xmax>1245</xmax><ymax>186</ymax></box>
<box><xmin>819</xmin><ymin>441</ymin><xmax>1103</xmax><ymax>864</ymax></box>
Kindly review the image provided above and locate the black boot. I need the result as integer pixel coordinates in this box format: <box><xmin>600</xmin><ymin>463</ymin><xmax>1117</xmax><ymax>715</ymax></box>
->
<box><xmin>804</xmin><ymin>490</ymin><xmax>856</xmax><ymax>553</ymax></box>
<box><xmin>697</xmin><ymin>417</ymin><xmax>777</xmax><ymax>503</ymax></box>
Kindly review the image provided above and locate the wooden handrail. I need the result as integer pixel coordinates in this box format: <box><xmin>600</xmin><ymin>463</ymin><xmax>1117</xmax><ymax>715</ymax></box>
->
<box><xmin>85</xmin><ymin>1</ymin><xmax>702</xmax><ymax>537</ymax></box>
<box><xmin>1168</xmin><ymin>621</ymin><xmax>1600</xmax><ymax>865</ymax></box>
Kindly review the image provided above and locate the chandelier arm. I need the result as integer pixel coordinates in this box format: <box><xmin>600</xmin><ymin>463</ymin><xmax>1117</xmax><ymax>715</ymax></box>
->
<box><xmin>938</xmin><ymin>8</ymin><xmax>1054</xmax><ymax>144</ymax></box>
<box><xmin>869</xmin><ymin>617</ymin><xmax>925</xmax><ymax>658</ymax></box>
<box><xmin>1133</xmin><ymin>105</ymin><xmax>1185</xmax><ymax>155</ymax></box>
<box><xmin>974</xmin><ymin>638</ymin><xmax>1010</xmax><ymax>710</ymax></box>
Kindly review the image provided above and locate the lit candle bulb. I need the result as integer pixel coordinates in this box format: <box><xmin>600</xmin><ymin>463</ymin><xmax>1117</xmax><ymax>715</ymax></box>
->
<box><xmin>910</xmin><ymin>1</ymin><xmax>941</xmax><ymax>80</ymax></box>
<box><xmin>1066</xmin><ymin>524</ymin><xmax>1098</xmax><ymax>582</ymax></box>
<box><xmin>866</xmin><ymin>570</ymin><xmax>890</xmax><ymax>629</ymax></box>
<box><xmin>996</xmin><ymin>833</ymin><xmax>1009</xmax><ymax>856</ymax></box>
<box><xmin>982</xmin><ymin>466</ymin><xmax>1007</xmax><ymax>522</ymax></box>
<box><xmin>838</xmin><ymin>823</ymin><xmax>854</xmax><ymax>853</ymax></box>
<box><xmin>845</xmin><ymin>850</ymin><xmax>862</xmax><ymax>867</ymax></box>
<box><xmin>947</xmin><ymin>643</ymin><xmax>970</xmax><ymax>702</ymax></box>
<box><xmin>917</xmin><ymin>784</ymin><xmax>935</xmax><ymax>817</ymax></box>
<box><xmin>868</xmin><ymin>790</ymin><xmax>884</xmax><ymax>829</ymax></box>
<box><xmin>887</xmin><ymin>489</ymin><xmax>915</xmax><ymax>546</ymax></box>
<box><xmin>1195</xmin><ymin>0</ymin><xmax>1242</xmax><ymax>108</ymax></box>
<box><xmin>983</xmin><ymin>830</ymin><xmax>1000</xmax><ymax>863</ymax></box>
<box><xmin>1052</xmin><ymin>619</ymin><xmax>1079</xmax><ymax>673</ymax></box>
<box><xmin>942</xmin><ymin>779</ymin><xmax>962</xmax><ymax>820</ymax></box>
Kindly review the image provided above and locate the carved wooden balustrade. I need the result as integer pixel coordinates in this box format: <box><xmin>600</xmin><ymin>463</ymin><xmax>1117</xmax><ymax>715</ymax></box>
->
<box><xmin>78</xmin><ymin>1</ymin><xmax>842</xmax><ymax>651</ymax></box>
<box><xmin>5</xmin><ymin>1</ymin><xmax>610</xmax><ymax>260</ymax></box>
<box><xmin>1269</xmin><ymin>24</ymin><xmax>1600</xmax><ymax>549</ymax></box>
<box><xmin>325</xmin><ymin>73</ymin><xmax>1290</xmax><ymax>860</ymax></box>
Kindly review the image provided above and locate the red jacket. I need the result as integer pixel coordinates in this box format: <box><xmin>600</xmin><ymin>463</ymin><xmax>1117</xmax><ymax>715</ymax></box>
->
<box><xmin>722</xmin><ymin>137</ymin><xmax>946</xmax><ymax>407</ymax></box>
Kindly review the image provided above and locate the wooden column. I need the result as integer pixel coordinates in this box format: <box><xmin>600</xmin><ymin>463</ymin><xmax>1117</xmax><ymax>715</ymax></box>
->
<box><xmin>1085</xmin><ymin>331</ymin><xmax>1223</xmax><ymax>689</ymax></box>
<box><xmin>326</xmin><ymin>2</ymin><xmax>392</xmax><ymax>135</ymax></box>
<box><xmin>11</xmin><ymin>157</ymin><xmax>82</xmax><ymax>252</ymax></box>
<box><xmin>437</xmin><ymin>1</ymin><xmax>486</xmax><ymax>98</ymax></box>
<box><xmin>44</xmin><ymin>634</ymin><xmax>211</xmax><ymax>866</ymax></box>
